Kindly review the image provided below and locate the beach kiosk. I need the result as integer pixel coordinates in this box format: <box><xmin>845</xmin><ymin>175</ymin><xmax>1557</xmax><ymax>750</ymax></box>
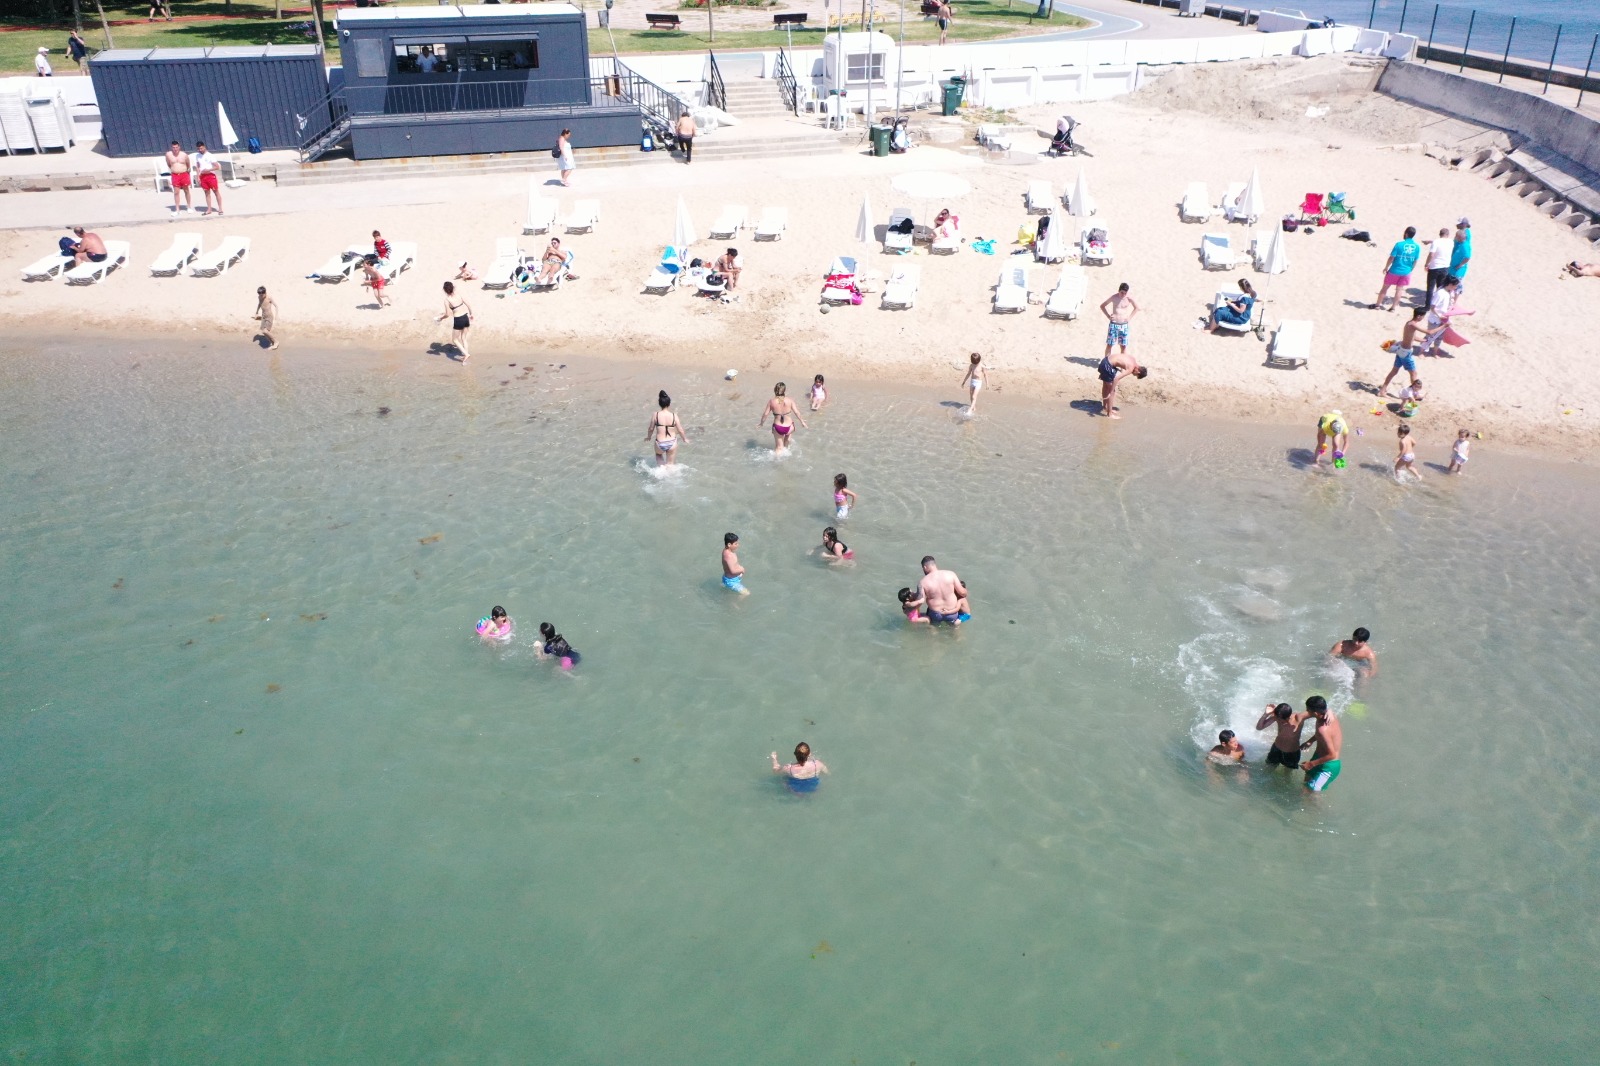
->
<box><xmin>320</xmin><ymin>3</ymin><xmax>642</xmax><ymax>161</ymax></box>
<box><xmin>820</xmin><ymin>31</ymin><xmax>897</xmax><ymax>119</ymax></box>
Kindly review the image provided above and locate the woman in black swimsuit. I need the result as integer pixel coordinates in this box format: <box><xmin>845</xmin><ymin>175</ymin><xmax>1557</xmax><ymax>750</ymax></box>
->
<box><xmin>436</xmin><ymin>280</ymin><xmax>472</xmax><ymax>362</ymax></box>
<box><xmin>646</xmin><ymin>389</ymin><xmax>690</xmax><ymax>466</ymax></box>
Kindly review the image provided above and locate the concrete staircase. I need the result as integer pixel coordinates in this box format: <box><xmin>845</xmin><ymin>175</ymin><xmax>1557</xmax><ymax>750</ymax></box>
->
<box><xmin>717</xmin><ymin>77</ymin><xmax>794</xmax><ymax>120</ymax></box>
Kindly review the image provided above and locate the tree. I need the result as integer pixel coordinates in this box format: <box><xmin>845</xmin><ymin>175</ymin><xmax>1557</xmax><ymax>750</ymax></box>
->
<box><xmin>90</xmin><ymin>0</ymin><xmax>113</xmax><ymax>48</ymax></box>
<box><xmin>1034</xmin><ymin>0</ymin><xmax>1053</xmax><ymax>19</ymax></box>
<box><xmin>309</xmin><ymin>0</ymin><xmax>328</xmax><ymax>54</ymax></box>
<box><xmin>71</xmin><ymin>0</ymin><xmax>83</xmax><ymax>34</ymax></box>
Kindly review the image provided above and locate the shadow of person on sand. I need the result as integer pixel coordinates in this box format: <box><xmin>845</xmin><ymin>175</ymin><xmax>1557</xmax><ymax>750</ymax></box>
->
<box><xmin>938</xmin><ymin>400</ymin><xmax>967</xmax><ymax>409</ymax></box>
<box><xmin>1285</xmin><ymin>447</ymin><xmax>1318</xmax><ymax>469</ymax></box>
<box><xmin>427</xmin><ymin>342</ymin><xmax>465</xmax><ymax>363</ymax></box>
<box><xmin>1065</xmin><ymin>355</ymin><xmax>1100</xmax><ymax>369</ymax></box>
<box><xmin>1068</xmin><ymin>399</ymin><xmax>1103</xmax><ymax>417</ymax></box>
<box><xmin>1346</xmin><ymin>379</ymin><xmax>1381</xmax><ymax>395</ymax></box>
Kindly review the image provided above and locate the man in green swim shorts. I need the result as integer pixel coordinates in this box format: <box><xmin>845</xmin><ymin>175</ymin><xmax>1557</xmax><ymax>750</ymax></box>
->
<box><xmin>1300</xmin><ymin>695</ymin><xmax>1342</xmax><ymax>792</ymax></box>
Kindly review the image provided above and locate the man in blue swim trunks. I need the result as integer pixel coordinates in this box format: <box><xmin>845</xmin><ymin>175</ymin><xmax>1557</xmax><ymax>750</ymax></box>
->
<box><xmin>918</xmin><ymin>555</ymin><xmax>968</xmax><ymax>625</ymax></box>
<box><xmin>1378</xmin><ymin>307</ymin><xmax>1427</xmax><ymax>397</ymax></box>
<box><xmin>722</xmin><ymin>532</ymin><xmax>749</xmax><ymax>595</ymax></box>
<box><xmin>1099</xmin><ymin>281</ymin><xmax>1138</xmax><ymax>360</ymax></box>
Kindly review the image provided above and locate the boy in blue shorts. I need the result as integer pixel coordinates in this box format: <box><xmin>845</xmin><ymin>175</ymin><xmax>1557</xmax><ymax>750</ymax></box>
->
<box><xmin>721</xmin><ymin>532</ymin><xmax>749</xmax><ymax>595</ymax></box>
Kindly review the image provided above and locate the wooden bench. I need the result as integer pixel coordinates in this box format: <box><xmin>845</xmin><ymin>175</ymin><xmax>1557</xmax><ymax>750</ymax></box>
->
<box><xmin>645</xmin><ymin>12</ymin><xmax>682</xmax><ymax>29</ymax></box>
<box><xmin>773</xmin><ymin>11</ymin><xmax>808</xmax><ymax>25</ymax></box>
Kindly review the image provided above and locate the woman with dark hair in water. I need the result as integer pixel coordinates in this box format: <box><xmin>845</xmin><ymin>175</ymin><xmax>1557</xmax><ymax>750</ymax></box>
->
<box><xmin>536</xmin><ymin>622</ymin><xmax>581</xmax><ymax>670</ymax></box>
<box><xmin>646</xmin><ymin>389</ymin><xmax>689</xmax><ymax>465</ymax></box>
<box><xmin>770</xmin><ymin>742</ymin><xmax>829</xmax><ymax>793</ymax></box>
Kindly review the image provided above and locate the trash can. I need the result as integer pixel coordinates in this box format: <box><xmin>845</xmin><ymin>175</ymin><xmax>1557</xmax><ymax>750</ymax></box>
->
<box><xmin>941</xmin><ymin>77</ymin><xmax>965</xmax><ymax>116</ymax></box>
<box><xmin>869</xmin><ymin>124</ymin><xmax>891</xmax><ymax>157</ymax></box>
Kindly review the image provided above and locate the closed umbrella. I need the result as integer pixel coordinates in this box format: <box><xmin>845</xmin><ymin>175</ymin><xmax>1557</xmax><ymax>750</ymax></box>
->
<box><xmin>1068</xmin><ymin>168</ymin><xmax>1094</xmax><ymax>220</ymax></box>
<box><xmin>1259</xmin><ymin>223</ymin><xmax>1289</xmax><ymax>275</ymax></box>
<box><xmin>855</xmin><ymin>193</ymin><xmax>875</xmax><ymax>249</ymax></box>
<box><xmin>672</xmin><ymin>195</ymin><xmax>697</xmax><ymax>254</ymax></box>
<box><xmin>1236</xmin><ymin>165</ymin><xmax>1265</xmax><ymax>225</ymax></box>
<box><xmin>216</xmin><ymin>102</ymin><xmax>246</xmax><ymax>188</ymax></box>
<box><xmin>1036</xmin><ymin>207</ymin><xmax>1067</xmax><ymax>263</ymax></box>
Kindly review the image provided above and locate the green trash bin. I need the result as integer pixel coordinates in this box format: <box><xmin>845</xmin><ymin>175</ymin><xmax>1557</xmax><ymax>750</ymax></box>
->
<box><xmin>941</xmin><ymin>77</ymin><xmax>965</xmax><ymax>116</ymax></box>
<box><xmin>869</xmin><ymin>124</ymin><xmax>891</xmax><ymax>157</ymax></box>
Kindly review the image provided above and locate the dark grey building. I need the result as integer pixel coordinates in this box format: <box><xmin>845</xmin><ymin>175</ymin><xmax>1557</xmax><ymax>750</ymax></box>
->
<box><xmin>89</xmin><ymin>45</ymin><xmax>327</xmax><ymax>158</ymax></box>
<box><xmin>318</xmin><ymin>4</ymin><xmax>642</xmax><ymax>161</ymax></box>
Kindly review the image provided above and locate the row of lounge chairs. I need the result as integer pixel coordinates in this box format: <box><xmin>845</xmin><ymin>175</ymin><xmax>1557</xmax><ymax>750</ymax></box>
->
<box><xmin>21</xmin><ymin>235</ymin><xmax>252</xmax><ymax>285</ymax></box>
<box><xmin>20</xmin><ymin>242</ymin><xmax>131</xmax><ymax>285</ymax></box>
<box><xmin>307</xmin><ymin>242</ymin><xmax>417</xmax><ymax>284</ymax></box>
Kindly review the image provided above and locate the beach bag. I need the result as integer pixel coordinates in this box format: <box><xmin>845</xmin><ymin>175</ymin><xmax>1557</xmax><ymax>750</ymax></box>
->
<box><xmin>705</xmin><ymin>271</ymin><xmax>726</xmax><ymax>286</ymax></box>
<box><xmin>551</xmin><ymin>146</ymin><xmax>562</xmax><ymax>159</ymax></box>
<box><xmin>1281</xmin><ymin>215</ymin><xmax>1298</xmax><ymax>232</ymax></box>
<box><xmin>247</xmin><ymin>136</ymin><xmax>262</xmax><ymax>154</ymax></box>
<box><xmin>1088</xmin><ymin>227</ymin><xmax>1107</xmax><ymax>243</ymax></box>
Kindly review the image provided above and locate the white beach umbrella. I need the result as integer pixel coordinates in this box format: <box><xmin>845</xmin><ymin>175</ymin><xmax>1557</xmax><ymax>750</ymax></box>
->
<box><xmin>672</xmin><ymin>195</ymin><xmax>697</xmax><ymax>252</ymax></box>
<box><xmin>1069</xmin><ymin>168</ymin><xmax>1093</xmax><ymax>220</ymax></box>
<box><xmin>1259</xmin><ymin>222</ymin><xmax>1289</xmax><ymax>275</ymax></box>
<box><xmin>1237</xmin><ymin>165</ymin><xmax>1265</xmax><ymax>225</ymax></box>
<box><xmin>1037</xmin><ymin>207</ymin><xmax>1067</xmax><ymax>263</ymax></box>
<box><xmin>216</xmin><ymin>102</ymin><xmax>246</xmax><ymax>188</ymax></box>
<box><xmin>855</xmin><ymin>193</ymin><xmax>875</xmax><ymax>249</ymax></box>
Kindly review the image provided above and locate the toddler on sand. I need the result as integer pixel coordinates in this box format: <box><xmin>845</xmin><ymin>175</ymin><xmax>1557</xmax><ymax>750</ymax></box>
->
<box><xmin>1395</xmin><ymin>424</ymin><xmax>1421</xmax><ymax>481</ymax></box>
<box><xmin>1448</xmin><ymin>428</ymin><xmax>1471</xmax><ymax>474</ymax></box>
<box><xmin>810</xmin><ymin>374</ymin><xmax>828</xmax><ymax>411</ymax></box>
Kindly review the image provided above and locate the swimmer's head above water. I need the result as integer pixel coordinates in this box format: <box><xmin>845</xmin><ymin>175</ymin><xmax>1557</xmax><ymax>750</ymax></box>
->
<box><xmin>538</xmin><ymin>621</ymin><xmax>556</xmax><ymax>641</ymax></box>
<box><xmin>1273</xmin><ymin>702</ymin><xmax>1293</xmax><ymax>720</ymax></box>
<box><xmin>898</xmin><ymin>587</ymin><xmax>916</xmax><ymax>605</ymax></box>
<box><xmin>658</xmin><ymin>390</ymin><xmax>671</xmax><ymax>409</ymax></box>
<box><xmin>1351</xmin><ymin>627</ymin><xmax>1370</xmax><ymax>644</ymax></box>
<box><xmin>725</xmin><ymin>532</ymin><xmax>739</xmax><ymax>548</ymax></box>
<box><xmin>921</xmin><ymin>555</ymin><xmax>937</xmax><ymax>573</ymax></box>
<box><xmin>491</xmin><ymin>606</ymin><xmax>507</xmax><ymax>623</ymax></box>
<box><xmin>1306</xmin><ymin>694</ymin><xmax>1329</xmax><ymax>720</ymax></box>
<box><xmin>792</xmin><ymin>742</ymin><xmax>812</xmax><ymax>765</ymax></box>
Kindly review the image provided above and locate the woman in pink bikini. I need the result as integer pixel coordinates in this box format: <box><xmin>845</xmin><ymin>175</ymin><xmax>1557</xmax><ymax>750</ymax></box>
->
<box><xmin>758</xmin><ymin>382</ymin><xmax>807</xmax><ymax>453</ymax></box>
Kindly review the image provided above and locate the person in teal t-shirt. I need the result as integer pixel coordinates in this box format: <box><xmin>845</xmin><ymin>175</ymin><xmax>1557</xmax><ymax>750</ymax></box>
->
<box><xmin>1373</xmin><ymin>225</ymin><xmax>1422</xmax><ymax>311</ymax></box>
<box><xmin>1449</xmin><ymin>217</ymin><xmax>1473</xmax><ymax>285</ymax></box>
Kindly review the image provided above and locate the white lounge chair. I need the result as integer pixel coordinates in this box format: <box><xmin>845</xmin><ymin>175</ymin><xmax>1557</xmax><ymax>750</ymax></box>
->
<box><xmin>1043</xmin><ymin>265</ymin><xmax>1087</xmax><ymax>320</ymax></box>
<box><xmin>20</xmin><ymin>251</ymin><xmax>72</xmax><ymax>282</ymax></box>
<box><xmin>523</xmin><ymin>189</ymin><xmax>558</xmax><ymax>235</ymax></box>
<box><xmin>708</xmin><ymin>204</ymin><xmax>747</xmax><ymax>240</ymax></box>
<box><xmin>1269</xmin><ymin>319</ymin><xmax>1312</xmax><ymax>367</ymax></box>
<box><xmin>880</xmin><ymin>265</ymin><xmax>919</xmax><ymax>310</ymax></box>
<box><xmin>1220</xmin><ymin>181</ymin><xmax>1247</xmax><ymax>222</ymax></box>
<box><xmin>1211</xmin><ymin>290</ymin><xmax>1255</xmax><ymax>334</ymax></box>
<box><xmin>483</xmin><ymin>237</ymin><xmax>525</xmax><ymax>290</ymax></box>
<box><xmin>884</xmin><ymin>207</ymin><xmax>915</xmax><ymax>255</ymax></box>
<box><xmin>63</xmin><ymin>241</ymin><xmax>129</xmax><ymax>285</ymax></box>
<box><xmin>977</xmin><ymin>124</ymin><xmax>1014</xmax><ymax>151</ymax></box>
<box><xmin>821</xmin><ymin>256</ymin><xmax>858</xmax><ymax>305</ymax></box>
<box><xmin>1025</xmin><ymin>181</ymin><xmax>1053</xmax><ymax>215</ymax></box>
<box><xmin>754</xmin><ymin>207</ymin><xmax>787</xmax><ymax>241</ymax></box>
<box><xmin>1079</xmin><ymin>225</ymin><xmax>1112</xmax><ymax>266</ymax></box>
<box><xmin>642</xmin><ymin>247</ymin><xmax>685</xmax><ymax>295</ymax></box>
<box><xmin>150</xmin><ymin>232</ymin><xmax>202</xmax><ymax>277</ymax></box>
<box><xmin>189</xmin><ymin>235</ymin><xmax>250</xmax><ymax>277</ymax></box>
<box><xmin>522</xmin><ymin>250</ymin><xmax>574</xmax><ymax>292</ymax></box>
<box><xmin>309</xmin><ymin>245</ymin><xmax>366</xmax><ymax>283</ymax></box>
<box><xmin>1180</xmin><ymin>182</ymin><xmax>1211</xmax><ymax>223</ymax></box>
<box><xmin>1200</xmin><ymin>233</ymin><xmax>1235</xmax><ymax>270</ymax></box>
<box><xmin>377</xmin><ymin>242</ymin><xmax>416</xmax><ymax>281</ymax></box>
<box><xmin>562</xmin><ymin>200</ymin><xmax>600</xmax><ymax>234</ymax></box>
<box><xmin>993</xmin><ymin>265</ymin><xmax>1029</xmax><ymax>313</ymax></box>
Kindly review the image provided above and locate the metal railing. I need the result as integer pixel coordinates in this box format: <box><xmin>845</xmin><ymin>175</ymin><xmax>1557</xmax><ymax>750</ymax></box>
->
<box><xmin>296</xmin><ymin>86</ymin><xmax>350</xmax><ymax>163</ymax></box>
<box><xmin>775</xmin><ymin>48</ymin><xmax>799</xmax><ymax>115</ymax></box>
<box><xmin>706</xmin><ymin>49</ymin><xmax>727</xmax><ymax>112</ymax></box>
<box><xmin>600</xmin><ymin>56</ymin><xmax>681</xmax><ymax>137</ymax></box>
<box><xmin>1364</xmin><ymin>0</ymin><xmax>1600</xmax><ymax>100</ymax></box>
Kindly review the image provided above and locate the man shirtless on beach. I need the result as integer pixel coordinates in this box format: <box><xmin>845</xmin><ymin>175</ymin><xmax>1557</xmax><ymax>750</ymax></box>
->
<box><xmin>1301</xmin><ymin>696</ymin><xmax>1343</xmax><ymax>792</ymax></box>
<box><xmin>918</xmin><ymin>555</ymin><xmax>968</xmax><ymax>625</ymax></box>
<box><xmin>164</xmin><ymin>141</ymin><xmax>192</xmax><ymax>213</ymax></box>
<box><xmin>1255</xmin><ymin>701</ymin><xmax>1309</xmax><ymax>770</ymax></box>
<box><xmin>1099</xmin><ymin>282</ymin><xmax>1138</xmax><ymax>359</ymax></box>
<box><xmin>69</xmin><ymin>225</ymin><xmax>106</xmax><ymax>266</ymax></box>
<box><xmin>1329</xmin><ymin>627</ymin><xmax>1378</xmax><ymax>677</ymax></box>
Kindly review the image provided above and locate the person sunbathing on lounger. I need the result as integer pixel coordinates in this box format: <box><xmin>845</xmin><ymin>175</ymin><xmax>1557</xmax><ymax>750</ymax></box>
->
<box><xmin>1566</xmin><ymin>261</ymin><xmax>1600</xmax><ymax>278</ymax></box>
<box><xmin>536</xmin><ymin>239</ymin><xmax>566</xmax><ymax>285</ymax></box>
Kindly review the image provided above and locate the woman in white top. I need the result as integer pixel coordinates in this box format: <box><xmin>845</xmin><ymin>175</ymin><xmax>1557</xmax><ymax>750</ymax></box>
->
<box><xmin>557</xmin><ymin>128</ymin><xmax>575</xmax><ymax>186</ymax></box>
<box><xmin>1423</xmin><ymin>227</ymin><xmax>1453</xmax><ymax>306</ymax></box>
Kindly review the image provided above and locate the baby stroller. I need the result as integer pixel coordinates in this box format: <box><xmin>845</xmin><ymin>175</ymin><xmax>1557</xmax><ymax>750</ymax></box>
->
<box><xmin>1047</xmin><ymin>116</ymin><xmax>1092</xmax><ymax>158</ymax></box>
<box><xmin>889</xmin><ymin>117</ymin><xmax>910</xmax><ymax>154</ymax></box>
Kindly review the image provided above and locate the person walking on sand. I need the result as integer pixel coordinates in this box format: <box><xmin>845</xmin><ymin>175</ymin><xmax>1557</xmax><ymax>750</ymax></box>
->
<box><xmin>556</xmin><ymin>128</ymin><xmax>575</xmax><ymax>186</ymax></box>
<box><xmin>1372</xmin><ymin>225</ymin><xmax>1421</xmax><ymax>311</ymax></box>
<box><xmin>759</xmin><ymin>382</ymin><xmax>807</xmax><ymax>453</ymax></box>
<box><xmin>1424</xmin><ymin>226</ymin><xmax>1453</xmax><ymax>305</ymax></box>
<box><xmin>164</xmin><ymin>140</ymin><xmax>192</xmax><ymax>214</ymax></box>
<box><xmin>437</xmin><ymin>281</ymin><xmax>472</xmax><ymax>361</ymax></box>
<box><xmin>1100</xmin><ymin>281</ymin><xmax>1139</xmax><ymax>359</ymax></box>
<box><xmin>1449</xmin><ymin>216</ymin><xmax>1473</xmax><ymax>291</ymax></box>
<box><xmin>1097</xmin><ymin>351</ymin><xmax>1146</xmax><ymax>419</ymax></box>
<box><xmin>646</xmin><ymin>389</ymin><xmax>689</xmax><ymax>466</ymax></box>
<box><xmin>193</xmin><ymin>140</ymin><xmax>223</xmax><ymax>216</ymax></box>
<box><xmin>722</xmin><ymin>532</ymin><xmax>749</xmax><ymax>594</ymax></box>
<box><xmin>771</xmin><ymin>742</ymin><xmax>828</xmax><ymax>793</ymax></box>
<box><xmin>361</xmin><ymin>261</ymin><xmax>391</xmax><ymax>308</ymax></box>
<box><xmin>1447</xmin><ymin>428</ymin><xmax>1471</xmax><ymax>474</ymax></box>
<box><xmin>936</xmin><ymin>0</ymin><xmax>953</xmax><ymax>45</ymax></box>
<box><xmin>959</xmin><ymin>352</ymin><xmax>987</xmax><ymax>413</ymax></box>
<box><xmin>67</xmin><ymin>31</ymin><xmax>89</xmax><ymax>74</ymax></box>
<box><xmin>34</xmin><ymin>47</ymin><xmax>52</xmax><ymax>77</ymax></box>
<box><xmin>1378</xmin><ymin>307</ymin><xmax>1427</xmax><ymax>397</ymax></box>
<box><xmin>1255</xmin><ymin>702</ymin><xmax>1310</xmax><ymax>770</ymax></box>
<box><xmin>1329</xmin><ymin>627</ymin><xmax>1378</xmax><ymax>677</ymax></box>
<box><xmin>253</xmin><ymin>286</ymin><xmax>278</xmax><ymax>350</ymax></box>
<box><xmin>1301</xmin><ymin>696</ymin><xmax>1342</xmax><ymax>792</ymax></box>
<box><xmin>918</xmin><ymin>555</ymin><xmax>969</xmax><ymax>626</ymax></box>
<box><xmin>675</xmin><ymin>110</ymin><xmax>696</xmax><ymax>164</ymax></box>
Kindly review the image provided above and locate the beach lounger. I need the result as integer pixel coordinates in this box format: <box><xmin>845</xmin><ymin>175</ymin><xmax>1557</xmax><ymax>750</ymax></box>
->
<box><xmin>1043</xmin><ymin>265</ymin><xmax>1087</xmax><ymax>320</ymax></box>
<box><xmin>1079</xmin><ymin>225</ymin><xmax>1112</xmax><ymax>266</ymax></box>
<box><xmin>189</xmin><ymin>235</ymin><xmax>250</xmax><ymax>278</ymax></box>
<box><xmin>63</xmin><ymin>241</ymin><xmax>129</xmax><ymax>285</ymax></box>
<box><xmin>1211</xmin><ymin>290</ymin><xmax>1255</xmax><ymax>334</ymax></box>
<box><xmin>708</xmin><ymin>204</ymin><xmax>747</xmax><ymax>239</ymax></box>
<box><xmin>483</xmin><ymin>237</ymin><xmax>526</xmax><ymax>290</ymax></box>
<box><xmin>821</xmin><ymin>255</ymin><xmax>859</xmax><ymax>305</ymax></box>
<box><xmin>1200</xmin><ymin>233</ymin><xmax>1235</xmax><ymax>270</ymax></box>
<box><xmin>1268</xmin><ymin>319</ymin><xmax>1312</xmax><ymax>368</ymax></box>
<box><xmin>377</xmin><ymin>242</ymin><xmax>416</xmax><ymax>281</ymax></box>
<box><xmin>884</xmin><ymin>207</ymin><xmax>915</xmax><ymax>255</ymax></box>
<box><xmin>522</xmin><ymin>250</ymin><xmax>575</xmax><ymax>292</ymax></box>
<box><xmin>642</xmin><ymin>246</ymin><xmax>684</xmax><ymax>295</ymax></box>
<box><xmin>930</xmin><ymin>230</ymin><xmax>961</xmax><ymax>255</ymax></box>
<box><xmin>1180</xmin><ymin>182</ymin><xmax>1211</xmax><ymax>223</ymax></box>
<box><xmin>309</xmin><ymin>245</ymin><xmax>366</xmax><ymax>283</ymax></box>
<box><xmin>754</xmin><ymin>207</ymin><xmax>787</xmax><ymax>241</ymax></box>
<box><xmin>880</xmin><ymin>265</ymin><xmax>919</xmax><ymax>310</ymax></box>
<box><xmin>20</xmin><ymin>251</ymin><xmax>72</xmax><ymax>282</ymax></box>
<box><xmin>993</xmin><ymin>264</ymin><xmax>1029</xmax><ymax>313</ymax></box>
<box><xmin>562</xmin><ymin>200</ymin><xmax>600</xmax><ymax>234</ymax></box>
<box><xmin>1221</xmin><ymin>181</ymin><xmax>1247</xmax><ymax>222</ymax></box>
<box><xmin>977</xmin><ymin>124</ymin><xmax>1014</xmax><ymax>151</ymax></box>
<box><xmin>149</xmin><ymin>232</ymin><xmax>202</xmax><ymax>277</ymax></box>
<box><xmin>1025</xmin><ymin>181</ymin><xmax>1053</xmax><ymax>215</ymax></box>
<box><xmin>523</xmin><ymin>190</ymin><xmax>558</xmax><ymax>235</ymax></box>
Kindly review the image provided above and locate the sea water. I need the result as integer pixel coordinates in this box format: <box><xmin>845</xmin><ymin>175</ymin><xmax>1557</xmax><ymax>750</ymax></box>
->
<box><xmin>2</xmin><ymin>342</ymin><xmax>1598</xmax><ymax>1063</ymax></box>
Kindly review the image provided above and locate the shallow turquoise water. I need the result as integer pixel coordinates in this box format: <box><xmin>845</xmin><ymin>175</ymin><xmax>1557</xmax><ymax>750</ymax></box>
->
<box><xmin>2</xmin><ymin>343</ymin><xmax>1598</xmax><ymax>1063</ymax></box>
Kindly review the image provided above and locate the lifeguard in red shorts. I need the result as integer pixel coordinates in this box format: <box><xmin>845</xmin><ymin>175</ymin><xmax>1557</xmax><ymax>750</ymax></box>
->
<box><xmin>163</xmin><ymin>140</ymin><xmax>192</xmax><ymax>213</ymax></box>
<box><xmin>193</xmin><ymin>139</ymin><xmax>223</xmax><ymax>216</ymax></box>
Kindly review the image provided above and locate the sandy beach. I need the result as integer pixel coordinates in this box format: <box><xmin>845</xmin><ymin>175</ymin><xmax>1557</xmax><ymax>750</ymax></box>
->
<box><xmin>2</xmin><ymin>54</ymin><xmax>1596</xmax><ymax>460</ymax></box>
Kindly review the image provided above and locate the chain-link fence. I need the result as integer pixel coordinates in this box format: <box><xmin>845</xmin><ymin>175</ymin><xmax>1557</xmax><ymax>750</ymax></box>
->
<box><xmin>1366</xmin><ymin>0</ymin><xmax>1600</xmax><ymax>93</ymax></box>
